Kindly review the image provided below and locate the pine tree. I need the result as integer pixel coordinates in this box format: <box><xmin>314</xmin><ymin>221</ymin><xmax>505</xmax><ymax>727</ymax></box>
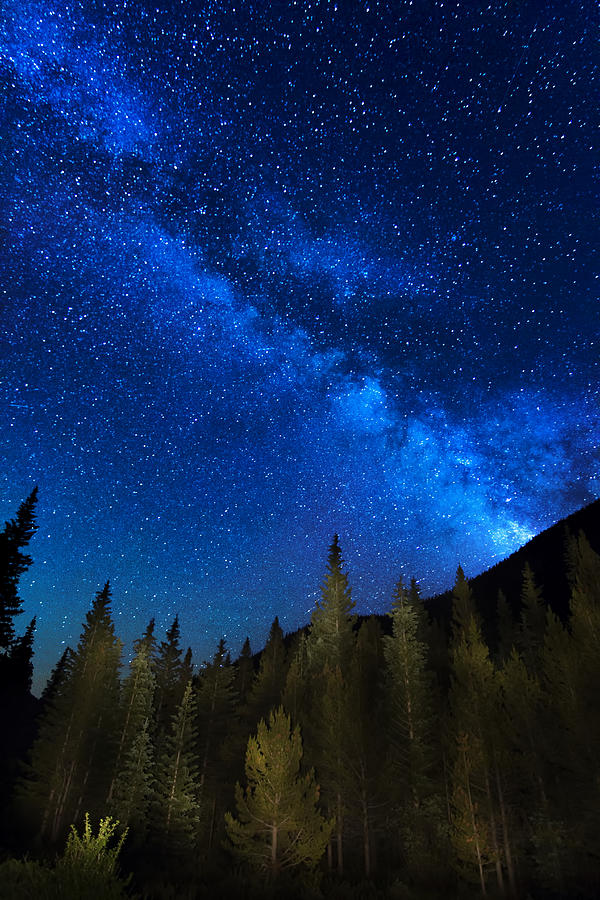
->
<box><xmin>154</xmin><ymin>616</ymin><xmax>184</xmax><ymax>739</ymax></box>
<box><xmin>537</xmin><ymin>534</ymin><xmax>600</xmax><ymax>890</ymax></box>
<box><xmin>225</xmin><ymin>707</ymin><xmax>334</xmax><ymax>879</ymax></box>
<box><xmin>132</xmin><ymin>617</ymin><xmax>156</xmax><ymax>658</ymax></box>
<box><xmin>449</xmin><ymin>615</ymin><xmax>513</xmax><ymax>894</ymax></box>
<box><xmin>107</xmin><ymin>642</ymin><xmax>155</xmax><ymax>805</ymax></box>
<box><xmin>282</xmin><ymin>631</ymin><xmax>309</xmax><ymax>724</ymax></box>
<box><xmin>344</xmin><ymin>617</ymin><xmax>387</xmax><ymax>877</ymax></box>
<box><xmin>195</xmin><ymin>638</ymin><xmax>239</xmax><ymax>850</ymax></box>
<box><xmin>450</xmin><ymin>731</ymin><xmax>495</xmax><ymax>895</ymax></box>
<box><xmin>21</xmin><ymin>583</ymin><xmax>122</xmax><ymax>841</ymax></box>
<box><xmin>0</xmin><ymin>487</ymin><xmax>38</xmax><ymax>653</ymax></box>
<box><xmin>8</xmin><ymin>616</ymin><xmax>36</xmax><ymax>695</ymax></box>
<box><xmin>384</xmin><ymin>579</ymin><xmax>435</xmax><ymax>807</ymax></box>
<box><xmin>451</xmin><ymin>565</ymin><xmax>477</xmax><ymax>639</ymax></box>
<box><xmin>40</xmin><ymin>646</ymin><xmax>74</xmax><ymax>709</ymax></box>
<box><xmin>304</xmin><ymin>535</ymin><xmax>356</xmax><ymax>875</ymax></box>
<box><xmin>151</xmin><ymin>681</ymin><xmax>200</xmax><ymax>865</ymax></box>
<box><xmin>181</xmin><ymin>646</ymin><xmax>194</xmax><ymax>684</ymax></box>
<box><xmin>244</xmin><ymin>616</ymin><xmax>288</xmax><ymax>728</ymax></box>
<box><xmin>235</xmin><ymin>636</ymin><xmax>254</xmax><ymax>704</ymax></box>
<box><xmin>307</xmin><ymin>534</ymin><xmax>356</xmax><ymax>674</ymax></box>
<box><xmin>518</xmin><ymin>563</ymin><xmax>545</xmax><ymax>668</ymax></box>
<box><xmin>110</xmin><ymin>718</ymin><xmax>154</xmax><ymax>842</ymax></box>
<box><xmin>495</xmin><ymin>590</ymin><xmax>516</xmax><ymax>664</ymax></box>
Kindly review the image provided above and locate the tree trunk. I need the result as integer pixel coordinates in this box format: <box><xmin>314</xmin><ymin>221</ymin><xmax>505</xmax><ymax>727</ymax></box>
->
<box><xmin>336</xmin><ymin>791</ymin><xmax>344</xmax><ymax>875</ymax></box>
<box><xmin>494</xmin><ymin>758</ymin><xmax>517</xmax><ymax>897</ymax></box>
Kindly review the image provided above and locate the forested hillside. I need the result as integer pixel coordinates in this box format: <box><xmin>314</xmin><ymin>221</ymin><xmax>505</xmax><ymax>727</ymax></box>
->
<box><xmin>1</xmin><ymin>491</ymin><xmax>599</xmax><ymax>899</ymax></box>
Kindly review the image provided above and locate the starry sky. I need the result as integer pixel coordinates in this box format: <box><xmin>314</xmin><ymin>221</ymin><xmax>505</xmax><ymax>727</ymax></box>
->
<box><xmin>1</xmin><ymin>0</ymin><xmax>598</xmax><ymax>693</ymax></box>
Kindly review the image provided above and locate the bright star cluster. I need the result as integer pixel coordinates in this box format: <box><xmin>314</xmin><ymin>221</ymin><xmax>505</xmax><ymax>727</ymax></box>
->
<box><xmin>1</xmin><ymin>0</ymin><xmax>597</xmax><ymax>692</ymax></box>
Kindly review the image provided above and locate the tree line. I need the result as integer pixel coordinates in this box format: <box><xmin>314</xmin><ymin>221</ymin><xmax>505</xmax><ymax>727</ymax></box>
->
<box><xmin>0</xmin><ymin>490</ymin><xmax>599</xmax><ymax>898</ymax></box>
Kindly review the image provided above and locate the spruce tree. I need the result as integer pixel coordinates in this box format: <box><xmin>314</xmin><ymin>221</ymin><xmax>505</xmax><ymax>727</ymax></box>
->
<box><xmin>451</xmin><ymin>565</ymin><xmax>477</xmax><ymax>639</ymax></box>
<box><xmin>307</xmin><ymin>534</ymin><xmax>356</xmax><ymax>673</ymax></box>
<box><xmin>0</xmin><ymin>487</ymin><xmax>38</xmax><ymax>652</ymax></box>
<box><xmin>154</xmin><ymin>616</ymin><xmax>184</xmax><ymax>739</ymax></box>
<box><xmin>244</xmin><ymin>616</ymin><xmax>288</xmax><ymax>728</ymax></box>
<box><xmin>495</xmin><ymin>590</ymin><xmax>516</xmax><ymax>664</ymax></box>
<box><xmin>8</xmin><ymin>616</ymin><xmax>36</xmax><ymax>695</ymax></box>
<box><xmin>225</xmin><ymin>706</ymin><xmax>334</xmax><ymax>879</ymax></box>
<box><xmin>110</xmin><ymin>718</ymin><xmax>154</xmax><ymax>842</ymax></box>
<box><xmin>344</xmin><ymin>617</ymin><xmax>387</xmax><ymax>878</ymax></box>
<box><xmin>107</xmin><ymin>642</ymin><xmax>155</xmax><ymax>805</ymax></box>
<box><xmin>21</xmin><ymin>583</ymin><xmax>122</xmax><ymax>841</ymax></box>
<box><xmin>518</xmin><ymin>563</ymin><xmax>546</xmax><ymax>668</ymax></box>
<box><xmin>383</xmin><ymin>579</ymin><xmax>443</xmax><ymax>879</ymax></box>
<box><xmin>234</xmin><ymin>636</ymin><xmax>254</xmax><ymax>704</ymax></box>
<box><xmin>40</xmin><ymin>646</ymin><xmax>74</xmax><ymax>710</ymax></box>
<box><xmin>150</xmin><ymin>680</ymin><xmax>200</xmax><ymax>866</ymax></box>
<box><xmin>195</xmin><ymin>638</ymin><xmax>239</xmax><ymax>850</ymax></box>
<box><xmin>132</xmin><ymin>617</ymin><xmax>156</xmax><ymax>658</ymax></box>
<box><xmin>449</xmin><ymin>614</ymin><xmax>514</xmax><ymax>894</ymax></box>
<box><xmin>384</xmin><ymin>578</ymin><xmax>435</xmax><ymax>805</ymax></box>
<box><xmin>282</xmin><ymin>631</ymin><xmax>309</xmax><ymax>724</ymax></box>
<box><xmin>304</xmin><ymin>535</ymin><xmax>356</xmax><ymax>875</ymax></box>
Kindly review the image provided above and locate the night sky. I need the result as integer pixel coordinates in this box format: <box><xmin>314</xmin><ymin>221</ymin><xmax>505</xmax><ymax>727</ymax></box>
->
<box><xmin>1</xmin><ymin>0</ymin><xmax>598</xmax><ymax>694</ymax></box>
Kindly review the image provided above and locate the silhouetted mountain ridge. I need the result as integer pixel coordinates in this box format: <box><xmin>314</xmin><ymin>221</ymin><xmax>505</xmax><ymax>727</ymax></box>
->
<box><xmin>423</xmin><ymin>496</ymin><xmax>600</xmax><ymax>627</ymax></box>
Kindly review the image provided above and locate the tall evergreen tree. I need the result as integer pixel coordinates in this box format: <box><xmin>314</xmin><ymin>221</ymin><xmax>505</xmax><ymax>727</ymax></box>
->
<box><xmin>304</xmin><ymin>535</ymin><xmax>356</xmax><ymax>875</ymax></box>
<box><xmin>449</xmin><ymin>614</ymin><xmax>515</xmax><ymax>895</ymax></box>
<box><xmin>107</xmin><ymin>642</ymin><xmax>155</xmax><ymax>805</ymax></box>
<box><xmin>225</xmin><ymin>707</ymin><xmax>334</xmax><ymax>880</ymax></box>
<box><xmin>154</xmin><ymin>616</ymin><xmax>184</xmax><ymax>739</ymax></box>
<box><xmin>150</xmin><ymin>680</ymin><xmax>200</xmax><ymax>866</ymax></box>
<box><xmin>21</xmin><ymin>583</ymin><xmax>122</xmax><ymax>841</ymax></box>
<box><xmin>343</xmin><ymin>617</ymin><xmax>387</xmax><ymax>878</ymax></box>
<box><xmin>282</xmin><ymin>631</ymin><xmax>309</xmax><ymax>725</ymax></box>
<box><xmin>0</xmin><ymin>487</ymin><xmax>38</xmax><ymax>653</ymax></box>
<box><xmin>383</xmin><ymin>579</ymin><xmax>444</xmax><ymax>880</ymax></box>
<box><xmin>40</xmin><ymin>646</ymin><xmax>74</xmax><ymax>710</ymax></box>
<box><xmin>8</xmin><ymin>616</ymin><xmax>36</xmax><ymax>695</ymax></box>
<box><xmin>234</xmin><ymin>636</ymin><xmax>254</xmax><ymax>704</ymax></box>
<box><xmin>132</xmin><ymin>617</ymin><xmax>156</xmax><ymax>658</ymax></box>
<box><xmin>111</xmin><ymin>718</ymin><xmax>154</xmax><ymax>843</ymax></box>
<box><xmin>451</xmin><ymin>565</ymin><xmax>477</xmax><ymax>639</ymax></box>
<box><xmin>518</xmin><ymin>563</ymin><xmax>546</xmax><ymax>668</ymax></box>
<box><xmin>495</xmin><ymin>590</ymin><xmax>516</xmax><ymax>664</ymax></box>
<box><xmin>244</xmin><ymin>616</ymin><xmax>288</xmax><ymax>729</ymax></box>
<box><xmin>195</xmin><ymin>638</ymin><xmax>239</xmax><ymax>851</ymax></box>
<box><xmin>307</xmin><ymin>534</ymin><xmax>356</xmax><ymax>674</ymax></box>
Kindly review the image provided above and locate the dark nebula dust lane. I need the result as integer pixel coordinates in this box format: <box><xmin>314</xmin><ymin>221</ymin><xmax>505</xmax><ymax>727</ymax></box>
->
<box><xmin>0</xmin><ymin>0</ymin><xmax>598</xmax><ymax>691</ymax></box>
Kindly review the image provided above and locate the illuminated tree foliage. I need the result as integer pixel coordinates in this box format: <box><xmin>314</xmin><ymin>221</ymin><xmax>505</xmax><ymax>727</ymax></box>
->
<box><xmin>225</xmin><ymin>706</ymin><xmax>333</xmax><ymax>879</ymax></box>
<box><xmin>22</xmin><ymin>583</ymin><xmax>122</xmax><ymax>841</ymax></box>
<box><xmin>150</xmin><ymin>680</ymin><xmax>200</xmax><ymax>863</ymax></box>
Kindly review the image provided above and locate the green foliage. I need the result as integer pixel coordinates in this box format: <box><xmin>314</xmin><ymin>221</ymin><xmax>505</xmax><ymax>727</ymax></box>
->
<box><xmin>110</xmin><ymin>718</ymin><xmax>154</xmax><ymax>840</ymax></box>
<box><xmin>244</xmin><ymin>617</ymin><xmax>288</xmax><ymax>728</ymax></box>
<box><xmin>383</xmin><ymin>579</ymin><xmax>436</xmax><ymax>806</ymax></box>
<box><xmin>151</xmin><ymin>680</ymin><xmax>200</xmax><ymax>861</ymax></box>
<box><xmin>0</xmin><ymin>814</ymin><xmax>131</xmax><ymax>899</ymax></box>
<box><xmin>450</xmin><ymin>565</ymin><xmax>476</xmax><ymax>640</ymax></box>
<box><xmin>108</xmin><ymin>641</ymin><xmax>156</xmax><ymax>817</ymax></box>
<box><xmin>225</xmin><ymin>707</ymin><xmax>334</xmax><ymax>878</ymax></box>
<box><xmin>195</xmin><ymin>638</ymin><xmax>240</xmax><ymax>849</ymax></box>
<box><xmin>153</xmin><ymin>616</ymin><xmax>186</xmax><ymax>738</ymax></box>
<box><xmin>57</xmin><ymin>813</ymin><xmax>129</xmax><ymax>888</ymax></box>
<box><xmin>0</xmin><ymin>857</ymin><xmax>51</xmax><ymax>897</ymax></box>
<box><xmin>518</xmin><ymin>562</ymin><xmax>546</xmax><ymax>667</ymax></box>
<box><xmin>20</xmin><ymin>583</ymin><xmax>122</xmax><ymax>841</ymax></box>
<box><xmin>307</xmin><ymin>534</ymin><xmax>356</xmax><ymax>674</ymax></box>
